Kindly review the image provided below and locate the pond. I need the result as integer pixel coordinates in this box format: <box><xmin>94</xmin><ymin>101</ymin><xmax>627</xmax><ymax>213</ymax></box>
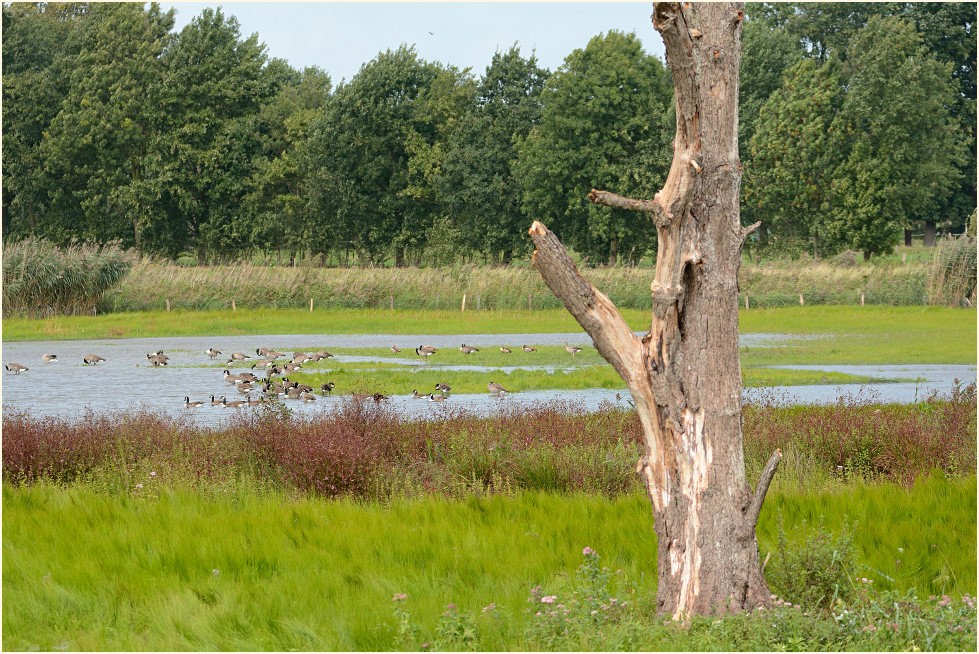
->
<box><xmin>2</xmin><ymin>334</ymin><xmax>973</xmax><ymax>428</ymax></box>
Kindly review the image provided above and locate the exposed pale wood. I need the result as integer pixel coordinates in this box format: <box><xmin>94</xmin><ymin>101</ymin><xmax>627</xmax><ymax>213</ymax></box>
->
<box><xmin>749</xmin><ymin>449</ymin><xmax>782</xmax><ymax>528</ymax></box>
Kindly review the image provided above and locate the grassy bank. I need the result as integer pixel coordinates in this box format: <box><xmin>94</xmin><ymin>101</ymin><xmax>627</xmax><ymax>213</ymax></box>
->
<box><xmin>2</xmin><ymin>478</ymin><xmax>975</xmax><ymax>651</ymax></box>
<box><xmin>96</xmin><ymin>257</ymin><xmax>934</xmax><ymax>315</ymax></box>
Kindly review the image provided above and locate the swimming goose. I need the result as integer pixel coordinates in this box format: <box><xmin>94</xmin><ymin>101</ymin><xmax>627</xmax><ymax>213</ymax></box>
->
<box><xmin>500</xmin><ymin>346</ymin><xmax>512</xmax><ymax>354</ymax></box>
<box><xmin>236</xmin><ymin>382</ymin><xmax>256</xmax><ymax>394</ymax></box>
<box><xmin>146</xmin><ymin>353</ymin><xmax>168</xmax><ymax>367</ymax></box>
<box><xmin>561</xmin><ymin>340</ymin><xmax>583</xmax><ymax>357</ymax></box>
<box><xmin>460</xmin><ymin>344</ymin><xmax>479</xmax><ymax>354</ymax></box>
<box><xmin>184</xmin><ymin>396</ymin><xmax>204</xmax><ymax>408</ymax></box>
<box><xmin>83</xmin><ymin>354</ymin><xmax>105</xmax><ymax>365</ymax></box>
<box><xmin>206</xmin><ymin>348</ymin><xmax>222</xmax><ymax>359</ymax></box>
<box><xmin>411</xmin><ymin>389</ymin><xmax>426</xmax><ymax>399</ymax></box>
<box><xmin>488</xmin><ymin>381</ymin><xmax>509</xmax><ymax>394</ymax></box>
<box><xmin>210</xmin><ymin>395</ymin><xmax>223</xmax><ymax>406</ymax></box>
<box><xmin>416</xmin><ymin>345</ymin><xmax>437</xmax><ymax>357</ymax></box>
<box><xmin>247</xmin><ymin>394</ymin><xmax>264</xmax><ymax>406</ymax></box>
<box><xmin>42</xmin><ymin>354</ymin><xmax>58</xmax><ymax>363</ymax></box>
<box><xmin>221</xmin><ymin>396</ymin><xmax>245</xmax><ymax>408</ymax></box>
<box><xmin>148</xmin><ymin>350</ymin><xmax>169</xmax><ymax>364</ymax></box>
<box><xmin>300</xmin><ymin>390</ymin><xmax>316</xmax><ymax>402</ymax></box>
<box><xmin>428</xmin><ymin>393</ymin><xmax>447</xmax><ymax>402</ymax></box>
<box><xmin>5</xmin><ymin>363</ymin><xmax>28</xmax><ymax>374</ymax></box>
<box><xmin>435</xmin><ymin>383</ymin><xmax>451</xmax><ymax>393</ymax></box>
<box><xmin>321</xmin><ymin>382</ymin><xmax>336</xmax><ymax>395</ymax></box>
<box><xmin>522</xmin><ymin>345</ymin><xmax>537</xmax><ymax>352</ymax></box>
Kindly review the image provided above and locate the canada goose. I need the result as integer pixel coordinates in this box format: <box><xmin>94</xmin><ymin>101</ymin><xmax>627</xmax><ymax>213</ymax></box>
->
<box><xmin>5</xmin><ymin>363</ymin><xmax>28</xmax><ymax>374</ymax></box>
<box><xmin>236</xmin><ymin>372</ymin><xmax>259</xmax><ymax>383</ymax></box>
<box><xmin>266</xmin><ymin>350</ymin><xmax>286</xmax><ymax>359</ymax></box>
<box><xmin>435</xmin><ymin>383</ymin><xmax>451</xmax><ymax>393</ymax></box>
<box><xmin>184</xmin><ymin>396</ymin><xmax>204</xmax><ymax>408</ymax></box>
<box><xmin>428</xmin><ymin>393</ymin><xmax>447</xmax><ymax>402</ymax></box>
<box><xmin>306</xmin><ymin>353</ymin><xmax>323</xmax><ymax>362</ymax></box>
<box><xmin>522</xmin><ymin>345</ymin><xmax>537</xmax><ymax>352</ymax></box>
<box><xmin>284</xmin><ymin>387</ymin><xmax>304</xmax><ymax>399</ymax></box>
<box><xmin>391</xmin><ymin>345</ymin><xmax>402</xmax><ymax>353</ymax></box>
<box><xmin>252</xmin><ymin>359</ymin><xmax>274</xmax><ymax>370</ymax></box>
<box><xmin>247</xmin><ymin>394</ymin><xmax>264</xmax><ymax>406</ymax></box>
<box><xmin>561</xmin><ymin>340</ymin><xmax>583</xmax><ymax>357</ymax></box>
<box><xmin>411</xmin><ymin>389</ymin><xmax>426</xmax><ymax>399</ymax></box>
<box><xmin>42</xmin><ymin>354</ymin><xmax>58</xmax><ymax>363</ymax></box>
<box><xmin>207</xmin><ymin>348</ymin><xmax>222</xmax><ymax>359</ymax></box>
<box><xmin>316</xmin><ymin>350</ymin><xmax>335</xmax><ymax>359</ymax></box>
<box><xmin>256</xmin><ymin>347</ymin><xmax>272</xmax><ymax>357</ymax></box>
<box><xmin>210</xmin><ymin>395</ymin><xmax>223</xmax><ymax>406</ymax></box>
<box><xmin>223</xmin><ymin>369</ymin><xmax>242</xmax><ymax>383</ymax></box>
<box><xmin>281</xmin><ymin>378</ymin><xmax>297</xmax><ymax>389</ymax></box>
<box><xmin>500</xmin><ymin>346</ymin><xmax>512</xmax><ymax>354</ymax></box>
<box><xmin>416</xmin><ymin>345</ymin><xmax>437</xmax><ymax>357</ymax></box>
<box><xmin>282</xmin><ymin>363</ymin><xmax>302</xmax><ymax>373</ymax></box>
<box><xmin>83</xmin><ymin>354</ymin><xmax>105</xmax><ymax>365</ymax></box>
<box><xmin>460</xmin><ymin>344</ymin><xmax>479</xmax><ymax>354</ymax></box>
<box><xmin>236</xmin><ymin>382</ymin><xmax>256</xmax><ymax>394</ymax></box>
<box><xmin>300</xmin><ymin>390</ymin><xmax>316</xmax><ymax>402</ymax></box>
<box><xmin>291</xmin><ymin>354</ymin><xmax>310</xmax><ymax>365</ymax></box>
<box><xmin>488</xmin><ymin>381</ymin><xmax>509</xmax><ymax>394</ymax></box>
<box><xmin>221</xmin><ymin>396</ymin><xmax>245</xmax><ymax>408</ymax></box>
<box><xmin>321</xmin><ymin>382</ymin><xmax>335</xmax><ymax>395</ymax></box>
<box><xmin>146</xmin><ymin>353</ymin><xmax>168</xmax><ymax>366</ymax></box>
<box><xmin>229</xmin><ymin>352</ymin><xmax>251</xmax><ymax>362</ymax></box>
<box><xmin>372</xmin><ymin>393</ymin><xmax>389</xmax><ymax>403</ymax></box>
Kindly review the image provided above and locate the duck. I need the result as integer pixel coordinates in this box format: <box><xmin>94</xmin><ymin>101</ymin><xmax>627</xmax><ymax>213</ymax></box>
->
<box><xmin>411</xmin><ymin>389</ymin><xmax>426</xmax><ymax>399</ymax></box>
<box><xmin>5</xmin><ymin>363</ymin><xmax>28</xmax><ymax>374</ymax></box>
<box><xmin>500</xmin><ymin>346</ymin><xmax>512</xmax><ymax>354</ymax></box>
<box><xmin>460</xmin><ymin>344</ymin><xmax>479</xmax><ymax>354</ymax></box>
<box><xmin>184</xmin><ymin>396</ymin><xmax>204</xmax><ymax>408</ymax></box>
<box><xmin>206</xmin><ymin>348</ymin><xmax>222</xmax><ymax>359</ymax></box>
<box><xmin>428</xmin><ymin>393</ymin><xmax>447</xmax><ymax>402</ymax></box>
<box><xmin>416</xmin><ymin>345</ymin><xmax>437</xmax><ymax>357</ymax></box>
<box><xmin>221</xmin><ymin>396</ymin><xmax>245</xmax><ymax>408</ymax></box>
<box><xmin>83</xmin><ymin>354</ymin><xmax>105</xmax><ymax>365</ymax></box>
<box><xmin>561</xmin><ymin>340</ymin><xmax>583</xmax><ymax>357</ymax></box>
<box><xmin>42</xmin><ymin>354</ymin><xmax>58</xmax><ymax>363</ymax></box>
<box><xmin>390</xmin><ymin>345</ymin><xmax>402</xmax><ymax>353</ymax></box>
<box><xmin>321</xmin><ymin>382</ymin><xmax>336</xmax><ymax>395</ymax></box>
<box><xmin>435</xmin><ymin>383</ymin><xmax>452</xmax><ymax>393</ymax></box>
<box><xmin>522</xmin><ymin>345</ymin><xmax>537</xmax><ymax>352</ymax></box>
<box><xmin>488</xmin><ymin>381</ymin><xmax>509</xmax><ymax>394</ymax></box>
<box><xmin>146</xmin><ymin>353</ymin><xmax>168</xmax><ymax>367</ymax></box>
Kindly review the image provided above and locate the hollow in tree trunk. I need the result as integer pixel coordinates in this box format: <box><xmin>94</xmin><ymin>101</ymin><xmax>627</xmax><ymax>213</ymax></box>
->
<box><xmin>529</xmin><ymin>2</ymin><xmax>779</xmax><ymax>619</ymax></box>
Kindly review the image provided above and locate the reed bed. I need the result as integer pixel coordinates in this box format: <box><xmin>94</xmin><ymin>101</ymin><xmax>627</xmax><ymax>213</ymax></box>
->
<box><xmin>2</xmin><ymin>238</ymin><xmax>137</xmax><ymax>318</ymax></box>
<box><xmin>4</xmin><ymin>386</ymin><xmax>974</xmax><ymax>499</ymax></box>
<box><xmin>926</xmin><ymin>234</ymin><xmax>977</xmax><ymax>307</ymax></box>
<box><xmin>103</xmin><ymin>257</ymin><xmax>936</xmax><ymax>314</ymax></box>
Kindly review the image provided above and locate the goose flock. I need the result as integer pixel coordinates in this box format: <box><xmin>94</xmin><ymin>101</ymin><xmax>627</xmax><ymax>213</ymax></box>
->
<box><xmin>4</xmin><ymin>338</ymin><xmax>589</xmax><ymax>407</ymax></box>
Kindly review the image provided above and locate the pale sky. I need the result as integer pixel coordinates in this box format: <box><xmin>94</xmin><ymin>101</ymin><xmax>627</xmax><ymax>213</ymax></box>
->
<box><xmin>159</xmin><ymin>1</ymin><xmax>667</xmax><ymax>83</ymax></box>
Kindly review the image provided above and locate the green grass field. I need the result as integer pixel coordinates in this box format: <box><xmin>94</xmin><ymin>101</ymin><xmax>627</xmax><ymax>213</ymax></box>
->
<box><xmin>2</xmin><ymin>476</ymin><xmax>974</xmax><ymax>651</ymax></box>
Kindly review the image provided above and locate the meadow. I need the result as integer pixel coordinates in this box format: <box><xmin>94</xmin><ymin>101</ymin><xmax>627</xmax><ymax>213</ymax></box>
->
<box><xmin>2</xmin><ymin>388</ymin><xmax>977</xmax><ymax>650</ymax></box>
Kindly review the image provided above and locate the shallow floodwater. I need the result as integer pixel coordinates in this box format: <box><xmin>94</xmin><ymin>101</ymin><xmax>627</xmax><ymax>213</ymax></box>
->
<box><xmin>1</xmin><ymin>334</ymin><xmax>973</xmax><ymax>428</ymax></box>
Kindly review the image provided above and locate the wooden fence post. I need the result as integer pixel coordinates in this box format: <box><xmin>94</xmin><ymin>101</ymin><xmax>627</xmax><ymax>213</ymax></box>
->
<box><xmin>476</xmin><ymin>294</ymin><xmax>481</xmax><ymax>311</ymax></box>
<box><xmin>528</xmin><ymin>294</ymin><xmax>532</xmax><ymax>311</ymax></box>
<box><xmin>744</xmin><ymin>292</ymin><xmax>749</xmax><ymax>310</ymax></box>
<box><xmin>165</xmin><ymin>298</ymin><xmax>170</xmax><ymax>312</ymax></box>
<box><xmin>390</xmin><ymin>295</ymin><xmax>394</xmax><ymax>310</ymax></box>
<box><xmin>232</xmin><ymin>299</ymin><xmax>236</xmax><ymax>312</ymax></box>
<box><xmin>861</xmin><ymin>292</ymin><xmax>865</xmax><ymax>306</ymax></box>
<box><xmin>310</xmin><ymin>298</ymin><xmax>314</xmax><ymax>312</ymax></box>
<box><xmin>799</xmin><ymin>293</ymin><xmax>804</xmax><ymax>306</ymax></box>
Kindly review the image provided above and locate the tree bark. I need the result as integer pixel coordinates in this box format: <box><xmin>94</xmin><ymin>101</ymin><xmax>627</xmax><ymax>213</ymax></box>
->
<box><xmin>904</xmin><ymin>228</ymin><xmax>913</xmax><ymax>247</ymax></box>
<box><xmin>529</xmin><ymin>1</ymin><xmax>776</xmax><ymax>619</ymax></box>
<box><xmin>924</xmin><ymin>220</ymin><xmax>937</xmax><ymax>247</ymax></box>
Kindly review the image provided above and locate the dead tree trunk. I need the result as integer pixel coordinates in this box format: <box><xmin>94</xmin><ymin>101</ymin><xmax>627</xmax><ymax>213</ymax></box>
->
<box><xmin>529</xmin><ymin>2</ymin><xmax>779</xmax><ymax>619</ymax></box>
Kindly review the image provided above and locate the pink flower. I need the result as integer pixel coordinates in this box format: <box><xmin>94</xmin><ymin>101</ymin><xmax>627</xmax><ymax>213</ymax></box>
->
<box><xmin>541</xmin><ymin>595</ymin><xmax>557</xmax><ymax>604</ymax></box>
<box><xmin>583</xmin><ymin>546</ymin><xmax>596</xmax><ymax>556</ymax></box>
<box><xmin>392</xmin><ymin>593</ymin><xmax>408</xmax><ymax>602</ymax></box>
<box><xmin>482</xmin><ymin>603</ymin><xmax>496</xmax><ymax>613</ymax></box>
<box><xmin>135</xmin><ymin>483</ymin><xmax>143</xmax><ymax>489</ymax></box>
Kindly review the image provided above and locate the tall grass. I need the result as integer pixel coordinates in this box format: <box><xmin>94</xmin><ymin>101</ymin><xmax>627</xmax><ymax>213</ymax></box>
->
<box><xmin>2</xmin><ymin>479</ymin><xmax>975</xmax><ymax>650</ymax></box>
<box><xmin>103</xmin><ymin>257</ymin><xmax>934</xmax><ymax>313</ymax></box>
<box><xmin>926</xmin><ymin>234</ymin><xmax>977</xmax><ymax>307</ymax></box>
<box><xmin>4</xmin><ymin>387</ymin><xmax>974</xmax><ymax>497</ymax></box>
<box><xmin>1</xmin><ymin>238</ymin><xmax>137</xmax><ymax>318</ymax></box>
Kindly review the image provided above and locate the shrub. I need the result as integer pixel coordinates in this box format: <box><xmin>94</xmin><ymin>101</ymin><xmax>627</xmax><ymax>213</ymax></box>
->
<box><xmin>768</xmin><ymin>514</ymin><xmax>857</xmax><ymax>611</ymax></box>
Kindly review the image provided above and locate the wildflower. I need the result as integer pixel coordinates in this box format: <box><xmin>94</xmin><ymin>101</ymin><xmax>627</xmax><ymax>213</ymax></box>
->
<box><xmin>863</xmin><ymin>625</ymin><xmax>877</xmax><ymax>632</ymax></box>
<box><xmin>212</xmin><ymin>569</ymin><xmax>220</xmax><ymax>577</ymax></box>
<box><xmin>535</xmin><ymin>612</ymin><xmax>541</xmax><ymax>617</ymax></box>
<box><xmin>583</xmin><ymin>546</ymin><xmax>596</xmax><ymax>556</ymax></box>
<box><xmin>591</xmin><ymin>610</ymin><xmax>598</xmax><ymax>615</ymax></box>
<box><xmin>421</xmin><ymin>643</ymin><xmax>429</xmax><ymax>650</ymax></box>
<box><xmin>446</xmin><ymin>603</ymin><xmax>455</xmax><ymax>610</ymax></box>
<box><xmin>541</xmin><ymin>596</ymin><xmax>557</xmax><ymax>604</ymax></box>
<box><xmin>392</xmin><ymin>593</ymin><xmax>408</xmax><ymax>602</ymax></box>
<box><xmin>150</xmin><ymin>471</ymin><xmax>157</xmax><ymax>477</ymax></box>
<box><xmin>135</xmin><ymin>483</ymin><xmax>143</xmax><ymax>489</ymax></box>
<box><xmin>897</xmin><ymin>547</ymin><xmax>904</xmax><ymax>553</ymax></box>
<box><xmin>482</xmin><ymin>603</ymin><xmax>496</xmax><ymax>613</ymax></box>
<box><xmin>610</xmin><ymin>598</ymin><xmax>617</xmax><ymax>606</ymax></box>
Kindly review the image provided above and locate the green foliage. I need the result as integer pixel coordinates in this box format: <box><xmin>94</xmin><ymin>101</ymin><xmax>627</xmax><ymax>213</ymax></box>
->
<box><xmin>515</xmin><ymin>30</ymin><xmax>672</xmax><ymax>265</ymax></box>
<box><xmin>769</xmin><ymin>514</ymin><xmax>857</xmax><ymax>611</ymax></box>
<box><xmin>1</xmin><ymin>237</ymin><xmax>136</xmax><ymax>318</ymax></box>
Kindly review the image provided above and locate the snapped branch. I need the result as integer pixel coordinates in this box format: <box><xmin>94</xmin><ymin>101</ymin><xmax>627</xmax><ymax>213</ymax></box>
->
<box><xmin>748</xmin><ymin>448</ymin><xmax>781</xmax><ymax>528</ymax></box>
